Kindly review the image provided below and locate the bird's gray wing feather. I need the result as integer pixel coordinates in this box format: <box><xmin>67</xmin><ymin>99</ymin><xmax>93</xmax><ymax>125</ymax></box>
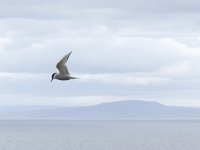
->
<box><xmin>56</xmin><ymin>51</ymin><xmax>72</xmax><ymax>75</ymax></box>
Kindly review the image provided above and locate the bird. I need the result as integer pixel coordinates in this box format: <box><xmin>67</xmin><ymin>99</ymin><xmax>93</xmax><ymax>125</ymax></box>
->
<box><xmin>51</xmin><ymin>51</ymin><xmax>78</xmax><ymax>82</ymax></box>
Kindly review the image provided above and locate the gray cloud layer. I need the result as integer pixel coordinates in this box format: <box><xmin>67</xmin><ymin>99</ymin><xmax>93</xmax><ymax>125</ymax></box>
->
<box><xmin>0</xmin><ymin>0</ymin><xmax>200</xmax><ymax>106</ymax></box>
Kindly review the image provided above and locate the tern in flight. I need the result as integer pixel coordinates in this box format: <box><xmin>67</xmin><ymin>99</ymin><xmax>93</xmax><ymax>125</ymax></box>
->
<box><xmin>51</xmin><ymin>51</ymin><xmax>78</xmax><ymax>82</ymax></box>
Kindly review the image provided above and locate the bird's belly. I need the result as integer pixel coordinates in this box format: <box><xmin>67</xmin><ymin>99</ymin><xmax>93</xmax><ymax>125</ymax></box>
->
<box><xmin>57</xmin><ymin>74</ymin><xmax>70</xmax><ymax>80</ymax></box>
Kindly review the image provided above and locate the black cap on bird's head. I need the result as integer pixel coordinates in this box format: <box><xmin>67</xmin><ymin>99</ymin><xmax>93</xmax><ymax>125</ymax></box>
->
<box><xmin>51</xmin><ymin>73</ymin><xmax>57</xmax><ymax>82</ymax></box>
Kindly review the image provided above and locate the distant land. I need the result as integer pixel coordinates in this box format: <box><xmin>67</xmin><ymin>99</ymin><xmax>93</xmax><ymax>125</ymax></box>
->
<box><xmin>1</xmin><ymin>100</ymin><xmax>200</xmax><ymax>119</ymax></box>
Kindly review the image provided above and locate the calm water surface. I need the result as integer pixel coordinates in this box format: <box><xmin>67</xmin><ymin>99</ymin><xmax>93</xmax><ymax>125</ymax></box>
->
<box><xmin>0</xmin><ymin>120</ymin><xmax>199</xmax><ymax>150</ymax></box>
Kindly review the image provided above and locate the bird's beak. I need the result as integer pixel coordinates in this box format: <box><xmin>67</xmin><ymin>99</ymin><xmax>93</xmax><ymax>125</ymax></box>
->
<box><xmin>51</xmin><ymin>78</ymin><xmax>53</xmax><ymax>82</ymax></box>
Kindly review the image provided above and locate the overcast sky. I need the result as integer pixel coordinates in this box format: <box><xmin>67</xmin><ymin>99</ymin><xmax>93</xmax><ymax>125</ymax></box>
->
<box><xmin>0</xmin><ymin>0</ymin><xmax>200</xmax><ymax>106</ymax></box>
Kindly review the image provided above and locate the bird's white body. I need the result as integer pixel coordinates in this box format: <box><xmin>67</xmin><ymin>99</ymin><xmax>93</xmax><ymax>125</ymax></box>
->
<box><xmin>53</xmin><ymin>74</ymin><xmax>71</xmax><ymax>80</ymax></box>
<box><xmin>54</xmin><ymin>74</ymin><xmax>77</xmax><ymax>80</ymax></box>
<box><xmin>51</xmin><ymin>51</ymin><xmax>78</xmax><ymax>82</ymax></box>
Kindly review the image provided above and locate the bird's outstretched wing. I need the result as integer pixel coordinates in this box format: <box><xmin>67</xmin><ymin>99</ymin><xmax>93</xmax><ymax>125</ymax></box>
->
<box><xmin>56</xmin><ymin>51</ymin><xmax>72</xmax><ymax>75</ymax></box>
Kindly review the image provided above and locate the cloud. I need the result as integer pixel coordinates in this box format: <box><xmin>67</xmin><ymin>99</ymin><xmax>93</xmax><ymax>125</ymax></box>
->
<box><xmin>0</xmin><ymin>72</ymin><xmax>47</xmax><ymax>79</ymax></box>
<box><xmin>0</xmin><ymin>0</ymin><xmax>200</xmax><ymax>106</ymax></box>
<box><xmin>78</xmin><ymin>73</ymin><xmax>170</xmax><ymax>85</ymax></box>
<box><xmin>0</xmin><ymin>27</ymin><xmax>194</xmax><ymax>74</ymax></box>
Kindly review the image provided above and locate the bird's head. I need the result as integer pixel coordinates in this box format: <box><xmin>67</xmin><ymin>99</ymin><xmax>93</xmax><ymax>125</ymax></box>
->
<box><xmin>51</xmin><ymin>73</ymin><xmax>57</xmax><ymax>82</ymax></box>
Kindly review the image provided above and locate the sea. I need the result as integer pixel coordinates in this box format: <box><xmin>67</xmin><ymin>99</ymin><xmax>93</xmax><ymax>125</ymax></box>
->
<box><xmin>0</xmin><ymin>120</ymin><xmax>199</xmax><ymax>150</ymax></box>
